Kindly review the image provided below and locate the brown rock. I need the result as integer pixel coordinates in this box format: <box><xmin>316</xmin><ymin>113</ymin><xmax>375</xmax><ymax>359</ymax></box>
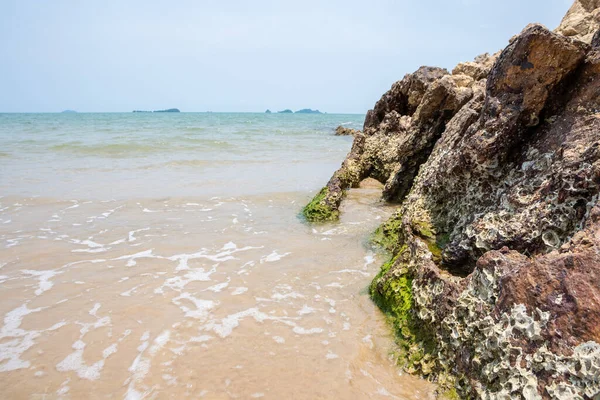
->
<box><xmin>307</xmin><ymin>8</ymin><xmax>600</xmax><ymax>398</ymax></box>
<box><xmin>334</xmin><ymin>126</ymin><xmax>360</xmax><ymax>136</ymax></box>
<box><xmin>555</xmin><ymin>0</ymin><xmax>600</xmax><ymax>43</ymax></box>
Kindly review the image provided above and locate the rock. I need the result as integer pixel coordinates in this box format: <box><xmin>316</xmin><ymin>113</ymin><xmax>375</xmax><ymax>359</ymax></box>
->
<box><xmin>295</xmin><ymin>109</ymin><xmax>322</xmax><ymax>114</ymax></box>
<box><xmin>452</xmin><ymin>52</ymin><xmax>498</xmax><ymax>81</ymax></box>
<box><xmin>302</xmin><ymin>65</ymin><xmax>476</xmax><ymax>222</ymax></box>
<box><xmin>555</xmin><ymin>0</ymin><xmax>600</xmax><ymax>43</ymax></box>
<box><xmin>593</xmin><ymin>28</ymin><xmax>600</xmax><ymax>46</ymax></box>
<box><xmin>303</xmin><ymin>4</ymin><xmax>600</xmax><ymax>398</ymax></box>
<box><xmin>358</xmin><ymin>177</ymin><xmax>384</xmax><ymax>189</ymax></box>
<box><xmin>334</xmin><ymin>126</ymin><xmax>360</xmax><ymax>136</ymax></box>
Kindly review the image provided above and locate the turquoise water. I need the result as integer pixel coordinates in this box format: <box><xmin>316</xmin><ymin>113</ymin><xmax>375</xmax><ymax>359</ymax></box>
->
<box><xmin>0</xmin><ymin>113</ymin><xmax>363</xmax><ymax>199</ymax></box>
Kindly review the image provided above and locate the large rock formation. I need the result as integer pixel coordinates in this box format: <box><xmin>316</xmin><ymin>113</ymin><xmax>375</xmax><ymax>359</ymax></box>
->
<box><xmin>304</xmin><ymin>3</ymin><xmax>600</xmax><ymax>399</ymax></box>
<box><xmin>556</xmin><ymin>0</ymin><xmax>600</xmax><ymax>43</ymax></box>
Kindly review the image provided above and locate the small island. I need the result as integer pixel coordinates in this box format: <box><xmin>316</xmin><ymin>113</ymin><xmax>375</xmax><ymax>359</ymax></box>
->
<box><xmin>265</xmin><ymin>109</ymin><xmax>272</xmax><ymax>114</ymax></box>
<box><xmin>277</xmin><ymin>109</ymin><xmax>293</xmax><ymax>114</ymax></box>
<box><xmin>295</xmin><ymin>109</ymin><xmax>322</xmax><ymax>114</ymax></box>
<box><xmin>61</xmin><ymin>110</ymin><xmax>77</xmax><ymax>113</ymax></box>
<box><xmin>133</xmin><ymin>108</ymin><xmax>181</xmax><ymax>113</ymax></box>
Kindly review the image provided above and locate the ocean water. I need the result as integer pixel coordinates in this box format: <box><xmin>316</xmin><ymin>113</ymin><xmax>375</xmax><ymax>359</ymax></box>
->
<box><xmin>0</xmin><ymin>113</ymin><xmax>435</xmax><ymax>399</ymax></box>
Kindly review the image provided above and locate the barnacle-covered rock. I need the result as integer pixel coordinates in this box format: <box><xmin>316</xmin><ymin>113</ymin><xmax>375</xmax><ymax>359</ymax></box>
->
<box><xmin>306</xmin><ymin>4</ymin><xmax>600</xmax><ymax>398</ymax></box>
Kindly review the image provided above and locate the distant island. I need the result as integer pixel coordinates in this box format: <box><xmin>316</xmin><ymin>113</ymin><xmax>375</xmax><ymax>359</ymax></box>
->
<box><xmin>273</xmin><ymin>109</ymin><xmax>323</xmax><ymax>114</ymax></box>
<box><xmin>295</xmin><ymin>109</ymin><xmax>322</xmax><ymax>114</ymax></box>
<box><xmin>265</xmin><ymin>109</ymin><xmax>272</xmax><ymax>114</ymax></box>
<box><xmin>133</xmin><ymin>108</ymin><xmax>180</xmax><ymax>113</ymax></box>
<box><xmin>61</xmin><ymin>110</ymin><xmax>77</xmax><ymax>113</ymax></box>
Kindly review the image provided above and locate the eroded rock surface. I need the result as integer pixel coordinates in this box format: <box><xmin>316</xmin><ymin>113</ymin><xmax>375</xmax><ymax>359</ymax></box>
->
<box><xmin>556</xmin><ymin>0</ymin><xmax>600</xmax><ymax>43</ymax></box>
<box><xmin>304</xmin><ymin>3</ymin><xmax>600</xmax><ymax>398</ymax></box>
<box><xmin>334</xmin><ymin>126</ymin><xmax>360</xmax><ymax>136</ymax></box>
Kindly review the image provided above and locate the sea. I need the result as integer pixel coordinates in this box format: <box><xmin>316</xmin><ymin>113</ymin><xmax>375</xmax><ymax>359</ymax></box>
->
<box><xmin>0</xmin><ymin>113</ymin><xmax>435</xmax><ymax>399</ymax></box>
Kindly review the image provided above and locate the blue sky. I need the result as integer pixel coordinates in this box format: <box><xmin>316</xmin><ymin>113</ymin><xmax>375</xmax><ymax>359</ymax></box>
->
<box><xmin>1</xmin><ymin>0</ymin><xmax>573</xmax><ymax>113</ymax></box>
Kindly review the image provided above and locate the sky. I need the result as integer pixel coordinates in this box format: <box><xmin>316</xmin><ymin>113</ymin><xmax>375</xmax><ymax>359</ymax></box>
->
<box><xmin>0</xmin><ymin>0</ymin><xmax>574</xmax><ymax>113</ymax></box>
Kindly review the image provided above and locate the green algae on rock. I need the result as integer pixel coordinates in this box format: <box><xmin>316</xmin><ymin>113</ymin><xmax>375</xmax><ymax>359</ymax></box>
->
<box><xmin>309</xmin><ymin>3</ymin><xmax>600</xmax><ymax>398</ymax></box>
<box><xmin>301</xmin><ymin>187</ymin><xmax>340</xmax><ymax>222</ymax></box>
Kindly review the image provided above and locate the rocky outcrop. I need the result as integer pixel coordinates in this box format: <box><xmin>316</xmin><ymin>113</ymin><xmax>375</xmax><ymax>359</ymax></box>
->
<box><xmin>556</xmin><ymin>0</ymin><xmax>600</xmax><ymax>43</ymax></box>
<box><xmin>302</xmin><ymin>62</ymin><xmax>491</xmax><ymax>222</ymax></box>
<box><xmin>334</xmin><ymin>126</ymin><xmax>360</xmax><ymax>136</ymax></box>
<box><xmin>304</xmin><ymin>2</ymin><xmax>600</xmax><ymax>398</ymax></box>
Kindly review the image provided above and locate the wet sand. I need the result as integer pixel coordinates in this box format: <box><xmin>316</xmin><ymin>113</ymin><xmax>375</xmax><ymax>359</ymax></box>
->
<box><xmin>0</xmin><ymin>187</ymin><xmax>436</xmax><ymax>399</ymax></box>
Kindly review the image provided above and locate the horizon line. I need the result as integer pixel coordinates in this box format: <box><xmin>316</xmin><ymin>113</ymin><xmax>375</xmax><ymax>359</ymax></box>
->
<box><xmin>0</xmin><ymin>111</ymin><xmax>368</xmax><ymax>115</ymax></box>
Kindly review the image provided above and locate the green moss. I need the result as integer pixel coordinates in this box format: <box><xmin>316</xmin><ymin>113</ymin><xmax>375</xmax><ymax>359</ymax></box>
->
<box><xmin>370</xmin><ymin>238</ymin><xmax>463</xmax><ymax>396</ymax></box>
<box><xmin>439</xmin><ymin>387</ymin><xmax>460</xmax><ymax>400</ymax></box>
<box><xmin>413</xmin><ymin>219</ymin><xmax>435</xmax><ymax>239</ymax></box>
<box><xmin>370</xmin><ymin>248</ymin><xmax>437</xmax><ymax>376</ymax></box>
<box><xmin>412</xmin><ymin>219</ymin><xmax>450</xmax><ymax>264</ymax></box>
<box><xmin>301</xmin><ymin>187</ymin><xmax>339</xmax><ymax>222</ymax></box>
<box><xmin>371</xmin><ymin>214</ymin><xmax>403</xmax><ymax>252</ymax></box>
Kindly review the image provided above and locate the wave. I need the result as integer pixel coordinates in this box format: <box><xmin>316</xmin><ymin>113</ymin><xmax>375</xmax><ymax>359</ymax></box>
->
<box><xmin>50</xmin><ymin>139</ymin><xmax>235</xmax><ymax>157</ymax></box>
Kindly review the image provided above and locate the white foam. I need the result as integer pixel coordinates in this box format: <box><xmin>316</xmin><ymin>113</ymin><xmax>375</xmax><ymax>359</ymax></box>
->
<box><xmin>272</xmin><ymin>336</ymin><xmax>285</xmax><ymax>344</ymax></box>
<box><xmin>172</xmin><ymin>293</ymin><xmax>216</xmax><ymax>320</ymax></box>
<box><xmin>89</xmin><ymin>303</ymin><xmax>101</xmax><ymax>316</ymax></box>
<box><xmin>204</xmin><ymin>308</ymin><xmax>269</xmax><ymax>338</ymax></box>
<box><xmin>22</xmin><ymin>269</ymin><xmax>59</xmax><ymax>296</ymax></box>
<box><xmin>125</xmin><ymin>330</ymin><xmax>171</xmax><ymax>400</ymax></box>
<box><xmin>326</xmin><ymin>351</ymin><xmax>339</xmax><ymax>360</ymax></box>
<box><xmin>0</xmin><ymin>304</ymin><xmax>43</xmax><ymax>371</ymax></box>
<box><xmin>168</xmin><ymin>242</ymin><xmax>260</xmax><ymax>271</ymax></box>
<box><xmin>206</xmin><ymin>280</ymin><xmax>230</xmax><ymax>293</ymax></box>
<box><xmin>56</xmin><ymin>303</ymin><xmax>115</xmax><ymax>380</ymax></box>
<box><xmin>69</xmin><ymin>239</ymin><xmax>107</xmax><ymax>253</ymax></box>
<box><xmin>121</xmin><ymin>285</ymin><xmax>142</xmax><ymax>297</ymax></box>
<box><xmin>56</xmin><ymin>340</ymin><xmax>104</xmax><ymax>380</ymax></box>
<box><xmin>260</xmin><ymin>251</ymin><xmax>291</xmax><ymax>263</ymax></box>
<box><xmin>128</xmin><ymin>228</ymin><xmax>150</xmax><ymax>242</ymax></box>
<box><xmin>231</xmin><ymin>287</ymin><xmax>248</xmax><ymax>296</ymax></box>
<box><xmin>297</xmin><ymin>305</ymin><xmax>315</xmax><ymax>315</ymax></box>
<box><xmin>292</xmin><ymin>326</ymin><xmax>324</xmax><ymax>335</ymax></box>
<box><xmin>114</xmin><ymin>249</ymin><xmax>158</xmax><ymax>267</ymax></box>
<box><xmin>155</xmin><ymin>265</ymin><xmax>217</xmax><ymax>294</ymax></box>
<box><xmin>271</xmin><ymin>291</ymin><xmax>304</xmax><ymax>301</ymax></box>
<box><xmin>190</xmin><ymin>335</ymin><xmax>213</xmax><ymax>343</ymax></box>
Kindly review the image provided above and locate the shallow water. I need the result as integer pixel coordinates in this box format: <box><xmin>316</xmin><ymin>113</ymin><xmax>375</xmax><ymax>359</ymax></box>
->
<box><xmin>0</xmin><ymin>113</ymin><xmax>435</xmax><ymax>399</ymax></box>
